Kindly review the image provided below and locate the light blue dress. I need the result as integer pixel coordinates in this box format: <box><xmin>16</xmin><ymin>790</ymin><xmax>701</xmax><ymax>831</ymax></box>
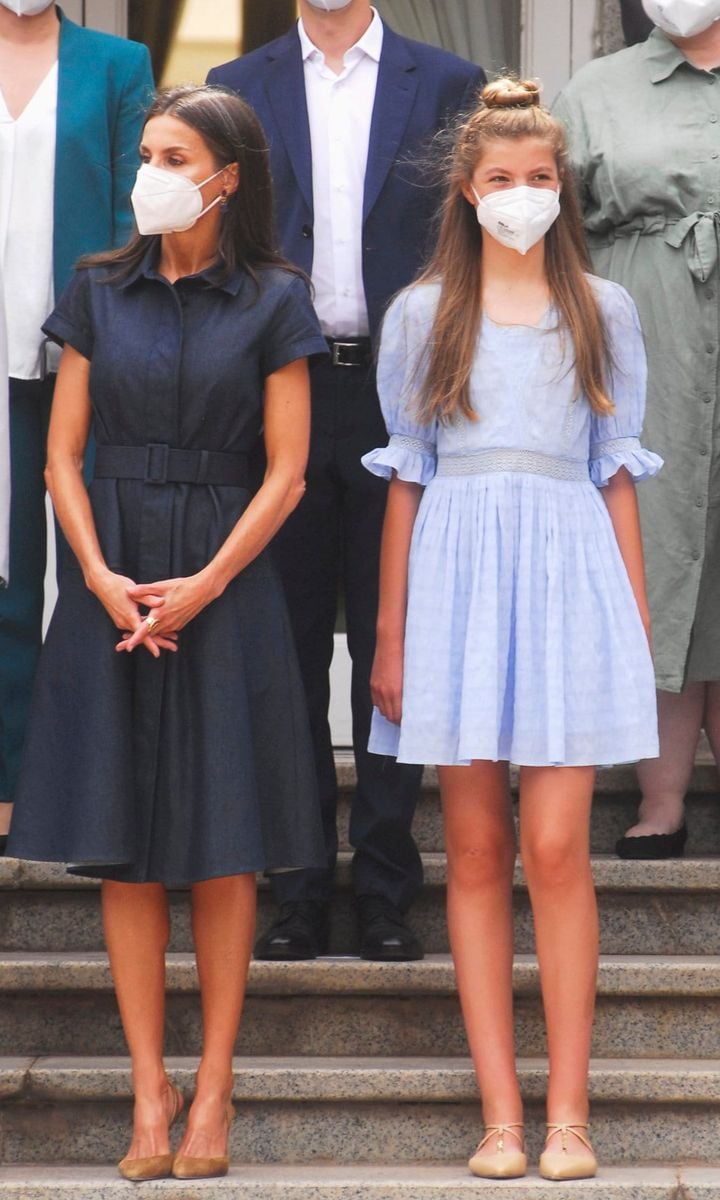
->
<box><xmin>363</xmin><ymin>275</ymin><xmax>662</xmax><ymax>767</ymax></box>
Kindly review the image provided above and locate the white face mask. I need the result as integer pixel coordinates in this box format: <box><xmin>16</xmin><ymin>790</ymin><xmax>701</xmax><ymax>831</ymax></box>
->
<box><xmin>641</xmin><ymin>0</ymin><xmax>720</xmax><ymax>36</ymax></box>
<box><xmin>131</xmin><ymin>163</ymin><xmax>228</xmax><ymax>236</ymax></box>
<box><xmin>472</xmin><ymin>185</ymin><xmax>561</xmax><ymax>256</ymax></box>
<box><xmin>0</xmin><ymin>0</ymin><xmax>55</xmax><ymax>14</ymax></box>
<box><xmin>305</xmin><ymin>0</ymin><xmax>354</xmax><ymax>10</ymax></box>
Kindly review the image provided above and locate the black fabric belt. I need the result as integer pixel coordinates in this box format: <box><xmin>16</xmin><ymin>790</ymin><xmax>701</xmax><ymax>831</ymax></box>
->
<box><xmin>94</xmin><ymin>444</ymin><xmax>249</xmax><ymax>487</ymax></box>
<box><xmin>325</xmin><ymin>337</ymin><xmax>372</xmax><ymax>368</ymax></box>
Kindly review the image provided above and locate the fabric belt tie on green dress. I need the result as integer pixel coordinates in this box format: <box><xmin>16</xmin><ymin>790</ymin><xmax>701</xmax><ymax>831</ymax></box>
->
<box><xmin>590</xmin><ymin>212</ymin><xmax>720</xmax><ymax>282</ymax></box>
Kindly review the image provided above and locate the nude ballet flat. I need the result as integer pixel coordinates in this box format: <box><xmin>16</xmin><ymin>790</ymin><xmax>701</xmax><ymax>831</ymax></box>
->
<box><xmin>468</xmin><ymin>1122</ymin><xmax>527</xmax><ymax>1179</ymax></box>
<box><xmin>538</xmin><ymin>1122</ymin><xmax>597</xmax><ymax>1181</ymax></box>
<box><xmin>117</xmin><ymin>1083</ymin><xmax>184</xmax><ymax>1182</ymax></box>
<box><xmin>172</xmin><ymin>1099</ymin><xmax>236</xmax><ymax>1180</ymax></box>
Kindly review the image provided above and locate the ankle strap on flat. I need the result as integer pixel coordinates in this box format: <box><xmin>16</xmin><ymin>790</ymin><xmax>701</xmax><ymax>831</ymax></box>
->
<box><xmin>545</xmin><ymin>1123</ymin><xmax>592</xmax><ymax>1153</ymax></box>
<box><xmin>477</xmin><ymin>1123</ymin><xmax>525</xmax><ymax>1153</ymax></box>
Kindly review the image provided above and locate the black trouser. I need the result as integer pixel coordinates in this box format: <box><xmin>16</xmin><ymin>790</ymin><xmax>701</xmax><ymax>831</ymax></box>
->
<box><xmin>271</xmin><ymin>356</ymin><xmax>423</xmax><ymax>911</ymax></box>
<box><xmin>0</xmin><ymin>377</ymin><xmax>53</xmax><ymax>805</ymax></box>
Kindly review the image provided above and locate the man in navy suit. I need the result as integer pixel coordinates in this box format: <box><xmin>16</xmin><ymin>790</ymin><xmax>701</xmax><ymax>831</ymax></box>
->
<box><xmin>208</xmin><ymin>0</ymin><xmax>484</xmax><ymax>961</ymax></box>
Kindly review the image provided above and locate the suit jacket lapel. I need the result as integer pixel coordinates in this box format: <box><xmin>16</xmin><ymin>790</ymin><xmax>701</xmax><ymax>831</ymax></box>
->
<box><xmin>264</xmin><ymin>29</ymin><xmax>313</xmax><ymax>215</ymax></box>
<box><xmin>363</xmin><ymin>24</ymin><xmax>418</xmax><ymax>223</ymax></box>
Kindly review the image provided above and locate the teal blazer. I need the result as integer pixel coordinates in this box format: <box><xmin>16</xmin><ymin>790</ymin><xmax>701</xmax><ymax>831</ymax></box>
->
<box><xmin>54</xmin><ymin>7</ymin><xmax>153</xmax><ymax>296</ymax></box>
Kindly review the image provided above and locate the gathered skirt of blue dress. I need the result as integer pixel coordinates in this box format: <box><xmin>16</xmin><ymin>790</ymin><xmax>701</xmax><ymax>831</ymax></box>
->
<box><xmin>363</xmin><ymin>275</ymin><xmax>662</xmax><ymax>768</ymax></box>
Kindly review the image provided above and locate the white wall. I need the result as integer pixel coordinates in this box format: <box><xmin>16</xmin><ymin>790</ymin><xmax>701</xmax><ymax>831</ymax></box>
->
<box><xmin>522</xmin><ymin>0</ymin><xmax>597</xmax><ymax>104</ymax></box>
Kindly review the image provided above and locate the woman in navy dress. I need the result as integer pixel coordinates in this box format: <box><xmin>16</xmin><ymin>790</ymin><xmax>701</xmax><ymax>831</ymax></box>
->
<box><xmin>8</xmin><ymin>85</ymin><xmax>326</xmax><ymax>1181</ymax></box>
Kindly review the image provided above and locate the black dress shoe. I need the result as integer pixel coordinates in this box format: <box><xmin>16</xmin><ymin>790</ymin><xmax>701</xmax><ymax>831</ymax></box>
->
<box><xmin>615</xmin><ymin>823</ymin><xmax>687</xmax><ymax>860</ymax></box>
<box><xmin>357</xmin><ymin>896</ymin><xmax>423</xmax><ymax>962</ymax></box>
<box><xmin>254</xmin><ymin>901</ymin><xmax>330</xmax><ymax>960</ymax></box>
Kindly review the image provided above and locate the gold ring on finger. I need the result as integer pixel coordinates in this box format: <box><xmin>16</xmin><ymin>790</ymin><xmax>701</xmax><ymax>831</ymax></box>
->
<box><xmin>145</xmin><ymin>615</ymin><xmax>159</xmax><ymax>633</ymax></box>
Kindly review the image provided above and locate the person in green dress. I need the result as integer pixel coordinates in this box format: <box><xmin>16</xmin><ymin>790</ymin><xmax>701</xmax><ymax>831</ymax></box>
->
<box><xmin>555</xmin><ymin>1</ymin><xmax>720</xmax><ymax>858</ymax></box>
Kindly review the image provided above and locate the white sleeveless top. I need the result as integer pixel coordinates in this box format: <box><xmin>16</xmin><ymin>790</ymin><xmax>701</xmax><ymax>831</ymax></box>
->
<box><xmin>0</xmin><ymin>61</ymin><xmax>57</xmax><ymax>380</ymax></box>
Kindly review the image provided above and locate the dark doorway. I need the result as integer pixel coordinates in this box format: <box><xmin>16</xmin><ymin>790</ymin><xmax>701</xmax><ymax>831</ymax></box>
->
<box><xmin>242</xmin><ymin>0</ymin><xmax>296</xmax><ymax>53</ymax></box>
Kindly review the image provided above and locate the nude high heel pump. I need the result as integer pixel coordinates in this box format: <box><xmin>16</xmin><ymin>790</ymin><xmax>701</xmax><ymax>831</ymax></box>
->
<box><xmin>538</xmin><ymin>1122</ymin><xmax>597</xmax><ymax>1180</ymax></box>
<box><xmin>172</xmin><ymin>1100</ymin><xmax>236</xmax><ymax>1180</ymax></box>
<box><xmin>468</xmin><ymin>1122</ymin><xmax>527</xmax><ymax>1179</ymax></box>
<box><xmin>118</xmin><ymin>1083</ymin><xmax>184</xmax><ymax>1182</ymax></box>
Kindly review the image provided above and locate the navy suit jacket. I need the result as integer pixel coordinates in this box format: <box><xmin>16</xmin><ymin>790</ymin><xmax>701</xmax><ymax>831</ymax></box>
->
<box><xmin>208</xmin><ymin>23</ymin><xmax>484</xmax><ymax>341</ymax></box>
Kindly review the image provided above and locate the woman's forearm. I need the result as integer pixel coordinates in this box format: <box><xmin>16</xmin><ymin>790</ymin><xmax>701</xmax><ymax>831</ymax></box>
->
<box><xmin>199</xmin><ymin>466</ymin><xmax>306</xmax><ymax>600</ymax></box>
<box><xmin>45</xmin><ymin>452</ymin><xmax>110</xmax><ymax>591</ymax></box>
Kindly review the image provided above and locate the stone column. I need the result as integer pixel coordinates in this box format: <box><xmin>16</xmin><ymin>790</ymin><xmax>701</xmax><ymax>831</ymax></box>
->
<box><xmin>597</xmin><ymin>0</ymin><xmax>627</xmax><ymax>54</ymax></box>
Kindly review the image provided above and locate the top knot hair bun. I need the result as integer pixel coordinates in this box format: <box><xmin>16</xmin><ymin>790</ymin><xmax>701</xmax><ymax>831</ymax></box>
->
<box><xmin>481</xmin><ymin>78</ymin><xmax>541</xmax><ymax>109</ymax></box>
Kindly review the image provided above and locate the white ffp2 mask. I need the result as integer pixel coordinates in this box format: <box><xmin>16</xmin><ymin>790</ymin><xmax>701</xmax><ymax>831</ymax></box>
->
<box><xmin>0</xmin><ymin>0</ymin><xmax>55</xmax><ymax>13</ymax></box>
<box><xmin>305</xmin><ymin>0</ymin><xmax>354</xmax><ymax>10</ymax></box>
<box><xmin>641</xmin><ymin>0</ymin><xmax>720</xmax><ymax>36</ymax></box>
<box><xmin>131</xmin><ymin>164</ymin><xmax>227</xmax><ymax>236</ymax></box>
<box><xmin>472</xmin><ymin>185</ymin><xmax>561</xmax><ymax>256</ymax></box>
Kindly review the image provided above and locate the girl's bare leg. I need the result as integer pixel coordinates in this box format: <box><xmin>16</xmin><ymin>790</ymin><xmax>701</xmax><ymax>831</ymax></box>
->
<box><xmin>440</xmin><ymin>760</ymin><xmax>522</xmax><ymax>1155</ymax></box>
<box><xmin>519</xmin><ymin>765</ymin><xmax>597</xmax><ymax>1154</ymax></box>
<box><xmin>176</xmin><ymin>872</ymin><xmax>256</xmax><ymax>1159</ymax></box>
<box><xmin>101</xmin><ymin>881</ymin><xmax>177</xmax><ymax>1160</ymax></box>
<box><xmin>629</xmin><ymin>684</ymin><xmax>704</xmax><ymax>836</ymax></box>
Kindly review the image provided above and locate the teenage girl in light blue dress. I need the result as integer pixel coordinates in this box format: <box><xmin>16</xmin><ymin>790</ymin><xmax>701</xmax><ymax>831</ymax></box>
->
<box><xmin>364</xmin><ymin>78</ymin><xmax>661</xmax><ymax>1182</ymax></box>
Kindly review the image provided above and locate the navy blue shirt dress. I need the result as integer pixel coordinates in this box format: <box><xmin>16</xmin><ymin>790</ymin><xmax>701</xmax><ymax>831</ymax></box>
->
<box><xmin>8</xmin><ymin>246</ymin><xmax>328</xmax><ymax>885</ymax></box>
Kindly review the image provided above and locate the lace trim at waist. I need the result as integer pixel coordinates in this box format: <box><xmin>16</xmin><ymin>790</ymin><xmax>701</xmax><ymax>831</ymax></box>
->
<box><xmin>435</xmin><ymin>449</ymin><xmax>590</xmax><ymax>481</ymax></box>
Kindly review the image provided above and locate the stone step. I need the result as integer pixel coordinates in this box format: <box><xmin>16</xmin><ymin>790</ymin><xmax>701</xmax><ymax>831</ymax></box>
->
<box><xmin>1</xmin><ymin>1164</ymin><xmax>718</xmax><ymax>1199</ymax></box>
<box><xmin>335</xmin><ymin>749</ymin><xmax>720</xmax><ymax>855</ymax></box>
<box><xmin>1</xmin><ymin>1055</ymin><xmax>719</xmax><ymax>1164</ymax></box>
<box><xmin>2</xmin><ymin>856</ymin><xmax>719</xmax><ymax>956</ymax></box>
<box><xmin>1</xmin><ymin>953</ymin><xmax>718</xmax><ymax>1059</ymax></box>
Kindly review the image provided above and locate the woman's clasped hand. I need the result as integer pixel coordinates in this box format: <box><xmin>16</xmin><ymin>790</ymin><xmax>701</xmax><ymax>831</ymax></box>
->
<box><xmin>117</xmin><ymin>572</ymin><xmax>222</xmax><ymax>654</ymax></box>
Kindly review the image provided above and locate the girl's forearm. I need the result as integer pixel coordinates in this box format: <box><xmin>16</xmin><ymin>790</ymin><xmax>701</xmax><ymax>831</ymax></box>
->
<box><xmin>376</xmin><ymin>476</ymin><xmax>424</xmax><ymax>646</ymax></box>
<box><xmin>601</xmin><ymin>467</ymin><xmax>650</xmax><ymax>627</ymax></box>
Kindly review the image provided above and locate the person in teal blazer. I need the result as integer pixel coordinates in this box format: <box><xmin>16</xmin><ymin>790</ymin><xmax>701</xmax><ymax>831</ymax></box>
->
<box><xmin>0</xmin><ymin>2</ymin><xmax>153</xmax><ymax>852</ymax></box>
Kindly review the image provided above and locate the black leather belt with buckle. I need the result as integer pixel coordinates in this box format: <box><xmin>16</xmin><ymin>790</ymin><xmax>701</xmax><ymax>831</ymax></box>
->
<box><xmin>326</xmin><ymin>337</ymin><xmax>372</xmax><ymax>368</ymax></box>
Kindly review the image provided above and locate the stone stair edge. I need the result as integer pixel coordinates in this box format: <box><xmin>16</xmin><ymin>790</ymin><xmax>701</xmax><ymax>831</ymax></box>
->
<box><xmin>1</xmin><ymin>952</ymin><xmax>719</xmax><ymax>996</ymax></box>
<box><xmin>0</xmin><ymin>1163</ymin><xmax>716</xmax><ymax>1199</ymax></box>
<box><xmin>3</xmin><ymin>1054</ymin><xmax>720</xmax><ymax>1105</ymax></box>
<box><xmin>3</xmin><ymin>854</ymin><xmax>720</xmax><ymax>892</ymax></box>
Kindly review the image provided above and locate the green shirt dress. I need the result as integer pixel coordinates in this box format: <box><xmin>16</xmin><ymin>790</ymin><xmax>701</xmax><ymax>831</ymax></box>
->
<box><xmin>556</xmin><ymin>29</ymin><xmax>720</xmax><ymax>692</ymax></box>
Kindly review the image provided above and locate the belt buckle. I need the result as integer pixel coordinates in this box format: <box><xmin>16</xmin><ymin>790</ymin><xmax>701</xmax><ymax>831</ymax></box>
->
<box><xmin>332</xmin><ymin>340</ymin><xmax>360</xmax><ymax>368</ymax></box>
<box><xmin>145</xmin><ymin>443</ymin><xmax>169</xmax><ymax>484</ymax></box>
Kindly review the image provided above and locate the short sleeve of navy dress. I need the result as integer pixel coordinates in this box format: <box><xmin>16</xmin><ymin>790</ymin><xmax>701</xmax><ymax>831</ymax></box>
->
<box><xmin>8</xmin><ymin>248</ymin><xmax>328</xmax><ymax>887</ymax></box>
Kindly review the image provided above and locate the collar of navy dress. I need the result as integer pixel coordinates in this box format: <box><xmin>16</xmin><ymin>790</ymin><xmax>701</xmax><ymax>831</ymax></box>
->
<box><xmin>116</xmin><ymin>238</ymin><xmax>247</xmax><ymax>296</ymax></box>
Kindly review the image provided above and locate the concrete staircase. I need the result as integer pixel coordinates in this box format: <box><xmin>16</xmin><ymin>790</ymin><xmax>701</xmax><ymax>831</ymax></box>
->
<box><xmin>0</xmin><ymin>751</ymin><xmax>719</xmax><ymax>1197</ymax></box>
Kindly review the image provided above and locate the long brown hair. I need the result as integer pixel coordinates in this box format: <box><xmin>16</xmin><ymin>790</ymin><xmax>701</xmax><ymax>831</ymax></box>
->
<box><xmin>414</xmin><ymin>77</ymin><xmax>613</xmax><ymax>425</ymax></box>
<box><xmin>81</xmin><ymin>84</ymin><xmax>301</xmax><ymax>287</ymax></box>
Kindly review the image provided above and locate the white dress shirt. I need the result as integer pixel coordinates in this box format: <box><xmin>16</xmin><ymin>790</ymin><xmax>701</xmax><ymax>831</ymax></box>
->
<box><xmin>0</xmin><ymin>62</ymin><xmax>57</xmax><ymax>380</ymax></box>
<box><xmin>298</xmin><ymin>9</ymin><xmax>383</xmax><ymax>338</ymax></box>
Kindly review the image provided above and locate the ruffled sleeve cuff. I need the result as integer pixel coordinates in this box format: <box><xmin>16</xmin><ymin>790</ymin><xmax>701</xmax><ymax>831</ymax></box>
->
<box><xmin>589</xmin><ymin>435</ymin><xmax>663</xmax><ymax>487</ymax></box>
<box><xmin>361</xmin><ymin>433</ymin><xmax>436</xmax><ymax>485</ymax></box>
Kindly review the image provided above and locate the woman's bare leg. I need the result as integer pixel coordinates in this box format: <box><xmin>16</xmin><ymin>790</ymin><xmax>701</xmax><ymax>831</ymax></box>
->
<box><xmin>628</xmin><ymin>685</ymin><xmax>704</xmax><ymax>836</ymax></box>
<box><xmin>101</xmin><ymin>880</ymin><xmax>177</xmax><ymax>1160</ymax></box>
<box><xmin>519</xmin><ymin>765</ymin><xmax>597</xmax><ymax>1153</ymax></box>
<box><xmin>440</xmin><ymin>761</ymin><xmax>522</xmax><ymax>1154</ymax></box>
<box><xmin>176</xmin><ymin>872</ymin><xmax>256</xmax><ymax>1160</ymax></box>
<box><xmin>702</xmin><ymin>681</ymin><xmax>720</xmax><ymax>766</ymax></box>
